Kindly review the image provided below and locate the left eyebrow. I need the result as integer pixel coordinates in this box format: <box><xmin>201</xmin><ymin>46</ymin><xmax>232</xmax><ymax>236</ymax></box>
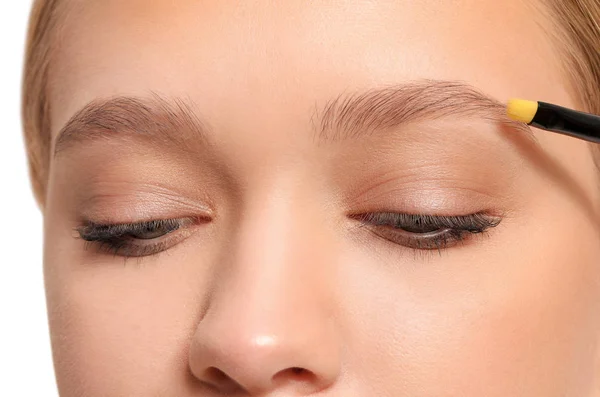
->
<box><xmin>313</xmin><ymin>79</ymin><xmax>532</xmax><ymax>142</ymax></box>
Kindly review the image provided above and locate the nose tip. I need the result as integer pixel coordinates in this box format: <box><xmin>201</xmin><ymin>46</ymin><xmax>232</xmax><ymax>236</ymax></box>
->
<box><xmin>188</xmin><ymin>321</ymin><xmax>340</xmax><ymax>395</ymax></box>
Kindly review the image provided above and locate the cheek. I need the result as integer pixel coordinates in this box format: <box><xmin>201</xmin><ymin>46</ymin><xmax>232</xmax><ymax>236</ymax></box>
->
<box><xmin>482</xmin><ymin>207</ymin><xmax>600</xmax><ymax>395</ymax></box>
<box><xmin>45</xmin><ymin>274</ymin><xmax>183</xmax><ymax>394</ymax></box>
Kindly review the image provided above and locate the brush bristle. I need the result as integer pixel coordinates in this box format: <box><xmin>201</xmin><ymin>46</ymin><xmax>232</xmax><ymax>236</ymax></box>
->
<box><xmin>506</xmin><ymin>99</ymin><xmax>538</xmax><ymax>124</ymax></box>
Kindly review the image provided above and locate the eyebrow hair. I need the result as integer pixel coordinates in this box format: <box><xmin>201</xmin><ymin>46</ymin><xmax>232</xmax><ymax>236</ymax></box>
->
<box><xmin>53</xmin><ymin>80</ymin><xmax>531</xmax><ymax>157</ymax></box>
<box><xmin>54</xmin><ymin>92</ymin><xmax>209</xmax><ymax>156</ymax></box>
<box><xmin>314</xmin><ymin>79</ymin><xmax>530</xmax><ymax>141</ymax></box>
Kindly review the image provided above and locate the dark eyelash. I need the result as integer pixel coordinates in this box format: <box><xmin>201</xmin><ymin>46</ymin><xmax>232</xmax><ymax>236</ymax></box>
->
<box><xmin>75</xmin><ymin>218</ymin><xmax>196</xmax><ymax>258</ymax></box>
<box><xmin>358</xmin><ymin>212</ymin><xmax>500</xmax><ymax>231</ymax></box>
<box><xmin>77</xmin><ymin>219</ymin><xmax>183</xmax><ymax>240</ymax></box>
<box><xmin>352</xmin><ymin>212</ymin><xmax>502</xmax><ymax>252</ymax></box>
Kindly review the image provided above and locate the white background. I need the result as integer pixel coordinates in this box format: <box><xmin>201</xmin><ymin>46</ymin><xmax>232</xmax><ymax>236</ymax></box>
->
<box><xmin>0</xmin><ymin>2</ymin><xmax>59</xmax><ymax>396</ymax></box>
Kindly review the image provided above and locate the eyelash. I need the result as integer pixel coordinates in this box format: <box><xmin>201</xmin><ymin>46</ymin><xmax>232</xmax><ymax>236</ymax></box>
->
<box><xmin>352</xmin><ymin>212</ymin><xmax>501</xmax><ymax>251</ymax></box>
<box><xmin>76</xmin><ymin>218</ymin><xmax>200</xmax><ymax>258</ymax></box>
<box><xmin>76</xmin><ymin>212</ymin><xmax>501</xmax><ymax>259</ymax></box>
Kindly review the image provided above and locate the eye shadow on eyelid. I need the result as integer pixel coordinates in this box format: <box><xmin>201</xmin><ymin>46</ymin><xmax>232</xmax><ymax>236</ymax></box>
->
<box><xmin>336</xmin><ymin>150</ymin><xmax>522</xmax><ymax>201</ymax></box>
<box><xmin>62</xmin><ymin>153</ymin><xmax>518</xmax><ymax>216</ymax></box>
<box><xmin>69</xmin><ymin>189</ymin><xmax>215</xmax><ymax>223</ymax></box>
<box><xmin>345</xmin><ymin>186</ymin><xmax>512</xmax><ymax>215</ymax></box>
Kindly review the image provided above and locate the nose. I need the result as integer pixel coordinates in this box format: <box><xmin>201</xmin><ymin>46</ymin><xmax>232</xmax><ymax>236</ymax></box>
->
<box><xmin>188</xmin><ymin>195</ymin><xmax>342</xmax><ymax>395</ymax></box>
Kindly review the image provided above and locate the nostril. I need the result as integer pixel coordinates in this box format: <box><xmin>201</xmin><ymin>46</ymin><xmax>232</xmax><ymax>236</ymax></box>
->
<box><xmin>205</xmin><ymin>366</ymin><xmax>228</xmax><ymax>381</ymax></box>
<box><xmin>202</xmin><ymin>367</ymin><xmax>241</xmax><ymax>393</ymax></box>
<box><xmin>273</xmin><ymin>366</ymin><xmax>317</xmax><ymax>383</ymax></box>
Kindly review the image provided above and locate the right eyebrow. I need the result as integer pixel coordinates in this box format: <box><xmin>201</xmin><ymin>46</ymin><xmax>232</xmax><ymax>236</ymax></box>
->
<box><xmin>53</xmin><ymin>93</ymin><xmax>209</xmax><ymax>156</ymax></box>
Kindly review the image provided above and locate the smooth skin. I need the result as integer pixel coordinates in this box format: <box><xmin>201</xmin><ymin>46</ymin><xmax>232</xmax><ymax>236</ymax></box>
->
<box><xmin>43</xmin><ymin>0</ymin><xmax>600</xmax><ymax>396</ymax></box>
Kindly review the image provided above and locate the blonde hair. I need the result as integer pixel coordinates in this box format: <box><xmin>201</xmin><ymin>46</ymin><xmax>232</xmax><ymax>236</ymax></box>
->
<box><xmin>546</xmin><ymin>0</ymin><xmax>600</xmax><ymax>171</ymax></box>
<box><xmin>22</xmin><ymin>0</ymin><xmax>600</xmax><ymax>207</ymax></box>
<box><xmin>22</xmin><ymin>0</ymin><xmax>61</xmax><ymax>207</ymax></box>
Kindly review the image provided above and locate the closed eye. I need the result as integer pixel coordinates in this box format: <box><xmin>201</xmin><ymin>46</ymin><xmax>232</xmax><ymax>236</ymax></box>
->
<box><xmin>352</xmin><ymin>212</ymin><xmax>502</xmax><ymax>250</ymax></box>
<box><xmin>76</xmin><ymin>217</ymin><xmax>206</xmax><ymax>258</ymax></box>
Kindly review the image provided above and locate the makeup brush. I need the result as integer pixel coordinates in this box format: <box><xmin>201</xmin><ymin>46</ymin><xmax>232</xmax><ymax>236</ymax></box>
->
<box><xmin>506</xmin><ymin>99</ymin><xmax>600</xmax><ymax>143</ymax></box>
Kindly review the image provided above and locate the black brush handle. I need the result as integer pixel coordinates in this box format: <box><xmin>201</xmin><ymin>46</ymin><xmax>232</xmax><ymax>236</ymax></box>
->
<box><xmin>531</xmin><ymin>102</ymin><xmax>600</xmax><ymax>143</ymax></box>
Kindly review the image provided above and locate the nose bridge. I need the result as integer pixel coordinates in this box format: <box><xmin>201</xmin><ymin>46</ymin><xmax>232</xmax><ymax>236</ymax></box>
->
<box><xmin>188</xmin><ymin>182</ymin><xmax>341</xmax><ymax>394</ymax></box>
<box><xmin>233</xmin><ymin>182</ymin><xmax>335</xmax><ymax>298</ymax></box>
<box><xmin>215</xmin><ymin>189</ymin><xmax>335</xmax><ymax>335</ymax></box>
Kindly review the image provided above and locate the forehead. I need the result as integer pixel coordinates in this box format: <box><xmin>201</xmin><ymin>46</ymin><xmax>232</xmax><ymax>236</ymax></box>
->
<box><xmin>49</xmin><ymin>0</ymin><xmax>570</xmax><ymax>136</ymax></box>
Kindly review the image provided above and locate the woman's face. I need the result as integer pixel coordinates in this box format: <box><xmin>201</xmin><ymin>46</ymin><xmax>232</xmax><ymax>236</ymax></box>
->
<box><xmin>43</xmin><ymin>0</ymin><xmax>600</xmax><ymax>395</ymax></box>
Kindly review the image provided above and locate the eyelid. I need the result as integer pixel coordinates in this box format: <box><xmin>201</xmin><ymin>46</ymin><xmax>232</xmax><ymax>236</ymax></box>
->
<box><xmin>73</xmin><ymin>183</ymin><xmax>216</xmax><ymax>225</ymax></box>
<box><xmin>75</xmin><ymin>217</ymin><xmax>205</xmax><ymax>258</ymax></box>
<box><xmin>352</xmin><ymin>211</ymin><xmax>502</xmax><ymax>252</ymax></box>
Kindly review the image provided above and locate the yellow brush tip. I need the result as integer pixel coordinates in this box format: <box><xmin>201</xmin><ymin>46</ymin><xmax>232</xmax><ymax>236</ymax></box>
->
<box><xmin>506</xmin><ymin>98</ymin><xmax>538</xmax><ymax>124</ymax></box>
